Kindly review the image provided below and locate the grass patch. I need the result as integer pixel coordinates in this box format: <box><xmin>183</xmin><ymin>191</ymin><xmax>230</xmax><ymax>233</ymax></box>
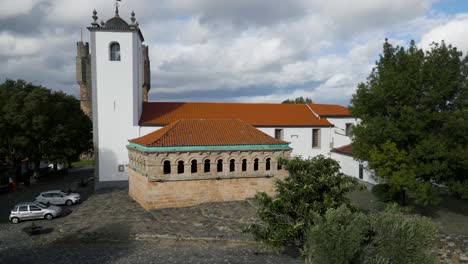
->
<box><xmin>71</xmin><ymin>159</ymin><xmax>94</xmax><ymax>168</ymax></box>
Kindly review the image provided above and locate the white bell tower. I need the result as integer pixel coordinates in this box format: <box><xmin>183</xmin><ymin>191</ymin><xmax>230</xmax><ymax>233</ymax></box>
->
<box><xmin>88</xmin><ymin>5</ymin><xmax>145</xmax><ymax>187</ymax></box>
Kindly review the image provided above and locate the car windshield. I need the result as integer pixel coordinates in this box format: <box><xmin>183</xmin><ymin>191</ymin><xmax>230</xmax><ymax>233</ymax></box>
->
<box><xmin>59</xmin><ymin>191</ymin><xmax>68</xmax><ymax>196</ymax></box>
<box><xmin>36</xmin><ymin>202</ymin><xmax>49</xmax><ymax>209</ymax></box>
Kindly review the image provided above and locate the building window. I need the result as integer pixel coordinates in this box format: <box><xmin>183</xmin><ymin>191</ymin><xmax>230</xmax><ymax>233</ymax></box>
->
<box><xmin>312</xmin><ymin>128</ymin><xmax>321</xmax><ymax>148</ymax></box>
<box><xmin>109</xmin><ymin>42</ymin><xmax>121</xmax><ymax>61</ymax></box>
<box><xmin>177</xmin><ymin>161</ymin><xmax>184</xmax><ymax>174</ymax></box>
<box><xmin>254</xmin><ymin>158</ymin><xmax>259</xmax><ymax>171</ymax></box>
<box><xmin>274</xmin><ymin>129</ymin><xmax>283</xmax><ymax>140</ymax></box>
<box><xmin>265</xmin><ymin>158</ymin><xmax>271</xmax><ymax>171</ymax></box>
<box><xmin>163</xmin><ymin>161</ymin><xmax>171</xmax><ymax>174</ymax></box>
<box><xmin>230</xmin><ymin>159</ymin><xmax>235</xmax><ymax>172</ymax></box>
<box><xmin>277</xmin><ymin>162</ymin><xmax>282</xmax><ymax>170</ymax></box>
<box><xmin>345</xmin><ymin>123</ymin><xmax>353</xmax><ymax>136</ymax></box>
<box><xmin>204</xmin><ymin>159</ymin><xmax>210</xmax><ymax>173</ymax></box>
<box><xmin>242</xmin><ymin>159</ymin><xmax>247</xmax><ymax>171</ymax></box>
<box><xmin>191</xmin><ymin>160</ymin><xmax>197</xmax><ymax>173</ymax></box>
<box><xmin>359</xmin><ymin>164</ymin><xmax>364</xmax><ymax>179</ymax></box>
<box><xmin>217</xmin><ymin>160</ymin><xmax>223</xmax><ymax>172</ymax></box>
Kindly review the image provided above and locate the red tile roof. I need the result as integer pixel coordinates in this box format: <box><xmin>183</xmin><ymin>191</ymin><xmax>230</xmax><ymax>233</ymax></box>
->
<box><xmin>331</xmin><ymin>144</ymin><xmax>353</xmax><ymax>156</ymax></box>
<box><xmin>139</xmin><ymin>102</ymin><xmax>332</xmax><ymax>127</ymax></box>
<box><xmin>130</xmin><ymin>119</ymin><xmax>289</xmax><ymax>147</ymax></box>
<box><xmin>308</xmin><ymin>104</ymin><xmax>351</xmax><ymax>117</ymax></box>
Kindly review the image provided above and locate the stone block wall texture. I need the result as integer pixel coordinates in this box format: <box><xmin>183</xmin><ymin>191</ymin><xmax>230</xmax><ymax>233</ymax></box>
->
<box><xmin>129</xmin><ymin>168</ymin><xmax>281</xmax><ymax>210</ymax></box>
<box><xmin>127</xmin><ymin>148</ymin><xmax>291</xmax><ymax>210</ymax></box>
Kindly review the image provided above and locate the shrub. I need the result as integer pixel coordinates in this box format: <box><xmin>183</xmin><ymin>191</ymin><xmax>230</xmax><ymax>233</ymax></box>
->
<box><xmin>305</xmin><ymin>205</ymin><xmax>437</xmax><ymax>264</ymax></box>
<box><xmin>371</xmin><ymin>184</ymin><xmax>393</xmax><ymax>202</ymax></box>
<box><xmin>245</xmin><ymin>156</ymin><xmax>362</xmax><ymax>252</ymax></box>
<box><xmin>447</xmin><ymin>180</ymin><xmax>468</xmax><ymax>200</ymax></box>
<box><xmin>306</xmin><ymin>205</ymin><xmax>368</xmax><ymax>264</ymax></box>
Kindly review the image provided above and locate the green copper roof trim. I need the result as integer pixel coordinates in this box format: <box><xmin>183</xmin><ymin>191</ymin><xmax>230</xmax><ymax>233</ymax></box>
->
<box><xmin>128</xmin><ymin>142</ymin><xmax>290</xmax><ymax>152</ymax></box>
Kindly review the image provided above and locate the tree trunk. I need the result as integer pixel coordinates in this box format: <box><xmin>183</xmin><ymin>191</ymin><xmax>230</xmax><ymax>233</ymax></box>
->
<box><xmin>33</xmin><ymin>160</ymin><xmax>40</xmax><ymax>178</ymax></box>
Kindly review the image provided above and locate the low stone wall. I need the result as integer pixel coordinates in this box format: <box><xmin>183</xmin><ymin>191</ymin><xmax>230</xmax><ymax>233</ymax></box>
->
<box><xmin>128</xmin><ymin>168</ymin><xmax>284</xmax><ymax>210</ymax></box>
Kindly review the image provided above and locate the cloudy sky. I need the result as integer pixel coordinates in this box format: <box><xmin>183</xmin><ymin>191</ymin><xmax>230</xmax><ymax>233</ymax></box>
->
<box><xmin>1</xmin><ymin>0</ymin><xmax>468</xmax><ymax>105</ymax></box>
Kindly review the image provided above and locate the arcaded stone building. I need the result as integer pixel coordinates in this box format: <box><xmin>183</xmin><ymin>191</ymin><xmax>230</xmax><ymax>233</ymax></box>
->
<box><xmin>127</xmin><ymin>119</ymin><xmax>291</xmax><ymax>209</ymax></box>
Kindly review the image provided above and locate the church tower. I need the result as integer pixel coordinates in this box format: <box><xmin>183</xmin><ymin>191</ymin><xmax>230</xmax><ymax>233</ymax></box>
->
<box><xmin>85</xmin><ymin>5</ymin><xmax>148</xmax><ymax>187</ymax></box>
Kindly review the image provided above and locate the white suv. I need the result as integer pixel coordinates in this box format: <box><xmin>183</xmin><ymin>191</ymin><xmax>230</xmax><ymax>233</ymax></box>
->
<box><xmin>36</xmin><ymin>190</ymin><xmax>81</xmax><ymax>206</ymax></box>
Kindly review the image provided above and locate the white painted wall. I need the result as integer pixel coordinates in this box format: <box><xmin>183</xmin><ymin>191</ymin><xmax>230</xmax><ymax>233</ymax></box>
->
<box><xmin>330</xmin><ymin>152</ymin><xmax>377</xmax><ymax>184</ymax></box>
<box><xmin>258</xmin><ymin>127</ymin><xmax>332</xmax><ymax>158</ymax></box>
<box><xmin>327</xmin><ymin>117</ymin><xmax>358</xmax><ymax>148</ymax></box>
<box><xmin>91</xmin><ymin>30</ymin><xmax>143</xmax><ymax>182</ymax></box>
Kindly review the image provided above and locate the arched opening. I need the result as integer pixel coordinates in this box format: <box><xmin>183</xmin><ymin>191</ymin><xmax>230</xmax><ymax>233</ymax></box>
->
<box><xmin>266</xmin><ymin>158</ymin><xmax>271</xmax><ymax>171</ymax></box>
<box><xmin>163</xmin><ymin>160</ymin><xmax>171</xmax><ymax>174</ymax></box>
<box><xmin>204</xmin><ymin>159</ymin><xmax>211</xmax><ymax>173</ymax></box>
<box><xmin>191</xmin><ymin>160</ymin><xmax>197</xmax><ymax>173</ymax></box>
<box><xmin>254</xmin><ymin>158</ymin><xmax>259</xmax><ymax>171</ymax></box>
<box><xmin>277</xmin><ymin>160</ymin><xmax>283</xmax><ymax>170</ymax></box>
<box><xmin>242</xmin><ymin>159</ymin><xmax>247</xmax><ymax>172</ymax></box>
<box><xmin>229</xmin><ymin>159</ymin><xmax>235</xmax><ymax>172</ymax></box>
<box><xmin>109</xmin><ymin>42</ymin><xmax>121</xmax><ymax>61</ymax></box>
<box><xmin>177</xmin><ymin>161</ymin><xmax>184</xmax><ymax>174</ymax></box>
<box><xmin>217</xmin><ymin>160</ymin><xmax>223</xmax><ymax>172</ymax></box>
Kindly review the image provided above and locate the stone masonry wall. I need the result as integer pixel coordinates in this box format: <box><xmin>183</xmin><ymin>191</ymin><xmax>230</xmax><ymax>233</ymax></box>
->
<box><xmin>128</xmin><ymin>148</ymin><xmax>291</xmax><ymax>209</ymax></box>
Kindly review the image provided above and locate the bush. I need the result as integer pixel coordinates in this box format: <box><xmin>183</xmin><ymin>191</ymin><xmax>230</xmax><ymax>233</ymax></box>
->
<box><xmin>447</xmin><ymin>180</ymin><xmax>468</xmax><ymax>200</ymax></box>
<box><xmin>245</xmin><ymin>156</ymin><xmax>362</xmax><ymax>252</ymax></box>
<box><xmin>306</xmin><ymin>205</ymin><xmax>368</xmax><ymax>264</ymax></box>
<box><xmin>371</xmin><ymin>184</ymin><xmax>393</xmax><ymax>202</ymax></box>
<box><xmin>305</xmin><ymin>205</ymin><xmax>437</xmax><ymax>264</ymax></box>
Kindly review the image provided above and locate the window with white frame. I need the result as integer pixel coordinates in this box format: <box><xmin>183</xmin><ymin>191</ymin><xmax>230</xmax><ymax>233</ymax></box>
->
<box><xmin>312</xmin><ymin>128</ymin><xmax>320</xmax><ymax>148</ymax></box>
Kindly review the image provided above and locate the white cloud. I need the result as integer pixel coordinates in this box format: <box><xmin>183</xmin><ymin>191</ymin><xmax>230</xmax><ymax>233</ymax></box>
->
<box><xmin>0</xmin><ymin>0</ymin><xmax>43</xmax><ymax>18</ymax></box>
<box><xmin>419</xmin><ymin>14</ymin><xmax>468</xmax><ymax>53</ymax></box>
<box><xmin>0</xmin><ymin>0</ymin><xmax>466</xmax><ymax>104</ymax></box>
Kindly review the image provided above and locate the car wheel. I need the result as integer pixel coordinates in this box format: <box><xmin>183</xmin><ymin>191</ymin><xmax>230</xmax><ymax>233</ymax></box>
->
<box><xmin>45</xmin><ymin>213</ymin><xmax>53</xmax><ymax>220</ymax></box>
<box><xmin>65</xmin><ymin>200</ymin><xmax>73</xmax><ymax>206</ymax></box>
<box><xmin>11</xmin><ymin>217</ymin><xmax>20</xmax><ymax>224</ymax></box>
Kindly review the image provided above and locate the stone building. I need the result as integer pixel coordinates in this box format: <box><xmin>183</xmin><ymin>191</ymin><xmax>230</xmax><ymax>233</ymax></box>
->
<box><xmin>76</xmin><ymin>5</ymin><xmax>371</xmax><ymax>193</ymax></box>
<box><xmin>127</xmin><ymin>119</ymin><xmax>291</xmax><ymax>209</ymax></box>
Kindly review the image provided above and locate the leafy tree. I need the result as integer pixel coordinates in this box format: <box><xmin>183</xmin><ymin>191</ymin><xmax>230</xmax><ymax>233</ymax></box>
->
<box><xmin>350</xmin><ymin>40</ymin><xmax>468</xmax><ymax>203</ymax></box>
<box><xmin>0</xmin><ymin>80</ymin><xmax>92</xmax><ymax>180</ymax></box>
<box><xmin>281</xmin><ymin>96</ymin><xmax>313</xmax><ymax>104</ymax></box>
<box><xmin>306</xmin><ymin>205</ymin><xmax>437</xmax><ymax>264</ymax></box>
<box><xmin>245</xmin><ymin>156</ymin><xmax>362</xmax><ymax>252</ymax></box>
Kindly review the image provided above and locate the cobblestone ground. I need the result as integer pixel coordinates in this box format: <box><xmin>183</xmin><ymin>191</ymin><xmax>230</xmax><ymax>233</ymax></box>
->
<box><xmin>0</xmin><ymin>169</ymin><xmax>301</xmax><ymax>263</ymax></box>
<box><xmin>1</xmin><ymin>168</ymin><xmax>467</xmax><ymax>263</ymax></box>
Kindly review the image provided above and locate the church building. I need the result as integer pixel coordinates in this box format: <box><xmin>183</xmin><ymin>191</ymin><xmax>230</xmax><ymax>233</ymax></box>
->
<box><xmin>77</xmin><ymin>5</ymin><xmax>374</xmax><ymax>209</ymax></box>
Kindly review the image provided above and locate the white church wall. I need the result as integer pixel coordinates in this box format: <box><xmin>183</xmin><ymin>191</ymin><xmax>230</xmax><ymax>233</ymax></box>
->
<box><xmin>326</xmin><ymin>117</ymin><xmax>358</xmax><ymax>148</ymax></box>
<box><xmin>330</xmin><ymin>152</ymin><xmax>377</xmax><ymax>185</ymax></box>
<box><xmin>92</xmin><ymin>31</ymin><xmax>143</xmax><ymax>183</ymax></box>
<box><xmin>138</xmin><ymin>126</ymin><xmax>163</xmax><ymax>138</ymax></box>
<box><xmin>257</xmin><ymin>127</ymin><xmax>332</xmax><ymax>159</ymax></box>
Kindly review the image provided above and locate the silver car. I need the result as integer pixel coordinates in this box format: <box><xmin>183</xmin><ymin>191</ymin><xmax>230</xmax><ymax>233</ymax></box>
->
<box><xmin>35</xmin><ymin>190</ymin><xmax>81</xmax><ymax>206</ymax></box>
<box><xmin>9</xmin><ymin>202</ymin><xmax>62</xmax><ymax>224</ymax></box>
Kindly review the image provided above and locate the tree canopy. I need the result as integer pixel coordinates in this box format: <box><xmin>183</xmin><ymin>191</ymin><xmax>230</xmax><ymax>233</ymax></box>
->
<box><xmin>245</xmin><ymin>156</ymin><xmax>362</xmax><ymax>252</ymax></box>
<box><xmin>350</xmin><ymin>40</ymin><xmax>468</xmax><ymax>204</ymax></box>
<box><xmin>0</xmin><ymin>80</ymin><xmax>92</xmax><ymax>180</ymax></box>
<box><xmin>281</xmin><ymin>96</ymin><xmax>313</xmax><ymax>104</ymax></box>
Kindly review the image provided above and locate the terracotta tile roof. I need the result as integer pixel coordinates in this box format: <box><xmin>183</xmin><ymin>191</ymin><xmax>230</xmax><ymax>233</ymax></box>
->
<box><xmin>308</xmin><ymin>104</ymin><xmax>351</xmax><ymax>117</ymax></box>
<box><xmin>139</xmin><ymin>102</ymin><xmax>332</xmax><ymax>127</ymax></box>
<box><xmin>130</xmin><ymin>119</ymin><xmax>289</xmax><ymax>147</ymax></box>
<box><xmin>331</xmin><ymin>144</ymin><xmax>353</xmax><ymax>156</ymax></box>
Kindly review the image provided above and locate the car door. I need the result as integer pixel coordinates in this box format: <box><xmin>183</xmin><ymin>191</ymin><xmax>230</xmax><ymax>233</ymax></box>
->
<box><xmin>52</xmin><ymin>193</ymin><xmax>64</xmax><ymax>204</ymax></box>
<box><xmin>28</xmin><ymin>205</ymin><xmax>43</xmax><ymax>220</ymax></box>
<box><xmin>17</xmin><ymin>205</ymin><xmax>30</xmax><ymax>220</ymax></box>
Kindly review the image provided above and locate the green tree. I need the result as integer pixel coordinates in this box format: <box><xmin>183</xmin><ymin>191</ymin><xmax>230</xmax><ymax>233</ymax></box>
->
<box><xmin>306</xmin><ymin>205</ymin><xmax>437</xmax><ymax>264</ymax></box>
<box><xmin>350</xmin><ymin>40</ymin><xmax>468</xmax><ymax>203</ymax></box>
<box><xmin>282</xmin><ymin>96</ymin><xmax>313</xmax><ymax>104</ymax></box>
<box><xmin>0</xmin><ymin>80</ymin><xmax>92</xmax><ymax>180</ymax></box>
<box><xmin>245</xmin><ymin>156</ymin><xmax>362</xmax><ymax>252</ymax></box>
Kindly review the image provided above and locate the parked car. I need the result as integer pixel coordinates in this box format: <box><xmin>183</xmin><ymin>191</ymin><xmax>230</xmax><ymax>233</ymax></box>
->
<box><xmin>35</xmin><ymin>190</ymin><xmax>81</xmax><ymax>206</ymax></box>
<box><xmin>9</xmin><ymin>202</ymin><xmax>62</xmax><ymax>224</ymax></box>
